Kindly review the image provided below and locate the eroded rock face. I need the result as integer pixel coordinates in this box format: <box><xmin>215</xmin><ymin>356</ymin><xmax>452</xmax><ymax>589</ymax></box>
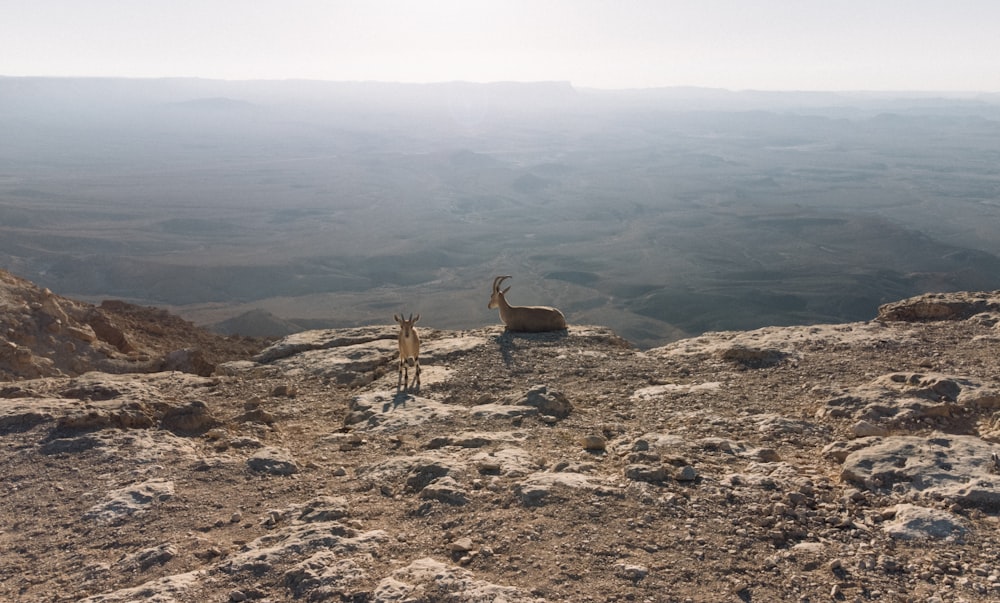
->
<box><xmin>877</xmin><ymin>291</ymin><xmax>1000</xmax><ymax>322</ymax></box>
<box><xmin>0</xmin><ymin>269</ymin><xmax>263</xmax><ymax>379</ymax></box>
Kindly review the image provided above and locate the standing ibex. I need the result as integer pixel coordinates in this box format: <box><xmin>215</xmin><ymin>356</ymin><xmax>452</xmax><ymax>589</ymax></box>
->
<box><xmin>393</xmin><ymin>313</ymin><xmax>421</xmax><ymax>391</ymax></box>
<box><xmin>488</xmin><ymin>275</ymin><xmax>567</xmax><ymax>332</ymax></box>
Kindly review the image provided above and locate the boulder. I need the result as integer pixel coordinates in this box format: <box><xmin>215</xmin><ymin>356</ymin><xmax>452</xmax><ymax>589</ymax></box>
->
<box><xmin>502</xmin><ymin>385</ymin><xmax>573</xmax><ymax>418</ymax></box>
<box><xmin>840</xmin><ymin>434</ymin><xmax>1000</xmax><ymax>509</ymax></box>
<box><xmin>247</xmin><ymin>447</ymin><xmax>300</xmax><ymax>476</ymax></box>
<box><xmin>883</xmin><ymin>503</ymin><xmax>968</xmax><ymax>540</ymax></box>
<box><xmin>877</xmin><ymin>291</ymin><xmax>1000</xmax><ymax>322</ymax></box>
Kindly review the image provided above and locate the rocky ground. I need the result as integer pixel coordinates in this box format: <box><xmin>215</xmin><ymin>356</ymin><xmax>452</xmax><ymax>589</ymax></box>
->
<box><xmin>3</xmin><ymin>268</ymin><xmax>1000</xmax><ymax>602</ymax></box>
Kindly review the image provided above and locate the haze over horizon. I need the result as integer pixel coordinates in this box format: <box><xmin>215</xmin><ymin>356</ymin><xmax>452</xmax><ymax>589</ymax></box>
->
<box><xmin>4</xmin><ymin>0</ymin><xmax>1000</xmax><ymax>92</ymax></box>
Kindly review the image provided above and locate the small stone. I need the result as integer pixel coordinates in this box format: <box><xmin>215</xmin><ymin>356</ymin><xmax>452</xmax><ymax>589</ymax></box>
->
<box><xmin>617</xmin><ymin>563</ymin><xmax>649</xmax><ymax>581</ymax></box>
<box><xmin>270</xmin><ymin>384</ymin><xmax>297</xmax><ymax>397</ymax></box>
<box><xmin>477</xmin><ymin>460</ymin><xmax>502</xmax><ymax>474</ymax></box>
<box><xmin>578</xmin><ymin>434</ymin><xmax>607</xmax><ymax>451</ymax></box>
<box><xmin>247</xmin><ymin>447</ymin><xmax>299</xmax><ymax>476</ymax></box>
<box><xmin>450</xmin><ymin>537</ymin><xmax>474</xmax><ymax>553</ymax></box>
<box><xmin>878</xmin><ymin>555</ymin><xmax>901</xmax><ymax>572</ymax></box>
<box><xmin>459</xmin><ymin>551</ymin><xmax>478</xmax><ymax>566</ymax></box>
<box><xmin>753</xmin><ymin>448</ymin><xmax>781</xmax><ymax>462</ymax></box>
<box><xmin>851</xmin><ymin>420</ymin><xmax>888</xmax><ymax>438</ymax></box>
<box><xmin>844</xmin><ymin>488</ymin><xmax>865</xmax><ymax>503</ymax></box>
<box><xmin>786</xmin><ymin>491</ymin><xmax>808</xmax><ymax>507</ymax></box>
<box><xmin>675</xmin><ymin>465</ymin><xmax>698</xmax><ymax>482</ymax></box>
<box><xmin>229</xmin><ymin>590</ymin><xmax>247</xmax><ymax>602</ymax></box>
<box><xmin>625</xmin><ymin>464</ymin><xmax>667</xmax><ymax>482</ymax></box>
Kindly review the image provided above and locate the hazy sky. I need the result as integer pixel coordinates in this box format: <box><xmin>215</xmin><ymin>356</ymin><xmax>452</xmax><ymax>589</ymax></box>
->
<box><xmin>3</xmin><ymin>0</ymin><xmax>999</xmax><ymax>91</ymax></box>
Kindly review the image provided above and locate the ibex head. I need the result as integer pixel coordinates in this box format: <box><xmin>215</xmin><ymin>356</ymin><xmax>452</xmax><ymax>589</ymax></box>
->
<box><xmin>393</xmin><ymin>313</ymin><xmax>420</xmax><ymax>335</ymax></box>
<box><xmin>488</xmin><ymin>275</ymin><xmax>512</xmax><ymax>309</ymax></box>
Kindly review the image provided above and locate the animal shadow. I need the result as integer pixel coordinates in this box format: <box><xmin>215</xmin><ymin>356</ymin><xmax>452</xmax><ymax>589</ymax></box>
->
<box><xmin>384</xmin><ymin>391</ymin><xmax>412</xmax><ymax>412</ymax></box>
<box><xmin>497</xmin><ymin>329</ymin><xmax>569</xmax><ymax>367</ymax></box>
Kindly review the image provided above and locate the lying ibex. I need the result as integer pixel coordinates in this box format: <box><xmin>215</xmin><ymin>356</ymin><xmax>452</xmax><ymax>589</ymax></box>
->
<box><xmin>393</xmin><ymin>313</ymin><xmax>421</xmax><ymax>391</ymax></box>
<box><xmin>488</xmin><ymin>275</ymin><xmax>567</xmax><ymax>332</ymax></box>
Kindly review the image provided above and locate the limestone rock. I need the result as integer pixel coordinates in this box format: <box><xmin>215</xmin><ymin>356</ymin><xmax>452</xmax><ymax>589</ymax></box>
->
<box><xmin>851</xmin><ymin>419</ymin><xmax>888</xmax><ymax>438</ymax></box>
<box><xmin>877</xmin><ymin>291</ymin><xmax>1000</xmax><ymax>322</ymax></box>
<box><xmin>247</xmin><ymin>447</ymin><xmax>300</xmax><ymax>476</ymax></box>
<box><xmin>470</xmin><ymin>447</ymin><xmax>541</xmax><ymax>478</ymax></box>
<box><xmin>674</xmin><ymin>464</ymin><xmax>698</xmax><ymax>481</ymax></box>
<box><xmin>77</xmin><ymin>571</ymin><xmax>205</xmax><ymax>603</ymax></box>
<box><xmin>502</xmin><ymin>384</ymin><xmax>573</xmax><ymax>418</ymax></box>
<box><xmin>372</xmin><ymin>557</ymin><xmax>542</xmax><ymax>603</ymax></box>
<box><xmin>840</xmin><ymin>434</ymin><xmax>1000</xmax><ymax>509</ymax></box>
<box><xmin>254</xmin><ymin>326</ymin><xmax>395</xmax><ymax>363</ymax></box>
<box><xmin>292</xmin><ymin>496</ymin><xmax>351</xmax><ymax>524</ymax></box>
<box><xmin>269</xmin><ymin>338</ymin><xmax>396</xmax><ymax>384</ymax></box>
<box><xmin>625</xmin><ymin>464</ymin><xmax>668</xmax><ymax>482</ymax></box>
<box><xmin>719</xmin><ymin>344</ymin><xmax>789</xmax><ymax>368</ymax></box>
<box><xmin>515</xmin><ymin>471</ymin><xmax>611</xmax><ymax>505</ymax></box>
<box><xmin>418</xmin><ymin>476</ymin><xmax>469</xmax><ymax>505</ymax></box>
<box><xmin>125</xmin><ymin>543</ymin><xmax>178</xmax><ymax>570</ymax></box>
<box><xmin>283</xmin><ymin>554</ymin><xmax>366</xmax><ymax>598</ymax></box>
<box><xmin>83</xmin><ymin>479</ymin><xmax>175</xmax><ymax>524</ymax></box>
<box><xmin>0</xmin><ymin>398</ymin><xmax>65</xmax><ymax>432</ymax></box>
<box><xmin>346</xmin><ymin>391</ymin><xmax>459</xmax><ymax>432</ymax></box>
<box><xmin>160</xmin><ymin>347</ymin><xmax>214</xmax><ymax>376</ymax></box>
<box><xmin>221</xmin><ymin>522</ymin><xmax>388</xmax><ymax>576</ymax></box>
<box><xmin>86</xmin><ymin>310</ymin><xmax>136</xmax><ymax>353</ymax></box>
<box><xmin>821</xmin><ymin>371</ymin><xmax>999</xmax><ymax>432</ymax></box>
<box><xmin>160</xmin><ymin>399</ymin><xmax>219</xmax><ymax>434</ymax></box>
<box><xmin>425</xmin><ymin>430</ymin><xmax>520</xmax><ymax>449</ymax></box>
<box><xmin>882</xmin><ymin>503</ymin><xmax>968</xmax><ymax>540</ymax></box>
<box><xmin>578</xmin><ymin>434</ymin><xmax>607</xmax><ymax>451</ymax></box>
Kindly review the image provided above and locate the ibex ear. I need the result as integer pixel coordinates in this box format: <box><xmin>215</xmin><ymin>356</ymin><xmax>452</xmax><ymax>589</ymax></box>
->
<box><xmin>413</xmin><ymin>314</ymin><xmax>420</xmax><ymax>323</ymax></box>
<box><xmin>501</xmin><ymin>286</ymin><xmax>511</xmax><ymax>295</ymax></box>
<box><xmin>393</xmin><ymin>314</ymin><xmax>401</xmax><ymax>323</ymax></box>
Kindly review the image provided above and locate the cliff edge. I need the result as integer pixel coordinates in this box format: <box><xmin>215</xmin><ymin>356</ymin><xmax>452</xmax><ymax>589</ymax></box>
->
<box><xmin>3</xmin><ymin>273</ymin><xmax>1000</xmax><ymax>601</ymax></box>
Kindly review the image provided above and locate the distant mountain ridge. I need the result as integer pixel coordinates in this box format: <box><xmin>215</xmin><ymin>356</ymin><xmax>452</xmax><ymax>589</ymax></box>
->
<box><xmin>4</xmin><ymin>75</ymin><xmax>999</xmax><ymax>117</ymax></box>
